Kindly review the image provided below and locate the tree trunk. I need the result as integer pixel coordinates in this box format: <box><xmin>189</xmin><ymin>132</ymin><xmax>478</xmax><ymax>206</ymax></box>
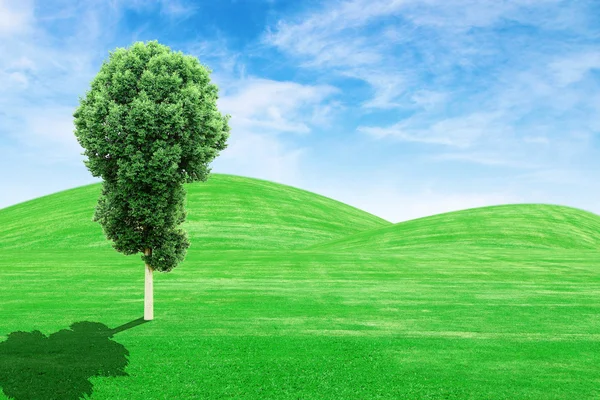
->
<box><xmin>144</xmin><ymin>248</ymin><xmax>154</xmax><ymax>321</ymax></box>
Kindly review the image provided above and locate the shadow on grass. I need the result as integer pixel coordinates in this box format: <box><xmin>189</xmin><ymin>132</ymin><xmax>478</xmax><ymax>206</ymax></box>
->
<box><xmin>0</xmin><ymin>317</ymin><xmax>149</xmax><ymax>400</ymax></box>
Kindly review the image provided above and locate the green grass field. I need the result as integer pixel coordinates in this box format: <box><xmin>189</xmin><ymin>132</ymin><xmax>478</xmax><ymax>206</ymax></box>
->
<box><xmin>1</xmin><ymin>173</ymin><xmax>599</xmax><ymax>399</ymax></box>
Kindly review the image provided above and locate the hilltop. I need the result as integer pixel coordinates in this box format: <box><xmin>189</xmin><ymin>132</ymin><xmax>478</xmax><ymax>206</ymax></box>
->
<box><xmin>0</xmin><ymin>174</ymin><xmax>391</xmax><ymax>251</ymax></box>
<box><xmin>305</xmin><ymin>203</ymin><xmax>600</xmax><ymax>252</ymax></box>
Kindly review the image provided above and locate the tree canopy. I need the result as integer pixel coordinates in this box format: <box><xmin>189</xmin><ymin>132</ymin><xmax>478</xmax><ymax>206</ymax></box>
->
<box><xmin>73</xmin><ymin>40</ymin><xmax>230</xmax><ymax>272</ymax></box>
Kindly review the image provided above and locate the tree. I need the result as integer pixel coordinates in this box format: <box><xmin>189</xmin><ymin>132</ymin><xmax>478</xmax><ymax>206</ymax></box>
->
<box><xmin>73</xmin><ymin>40</ymin><xmax>231</xmax><ymax>320</ymax></box>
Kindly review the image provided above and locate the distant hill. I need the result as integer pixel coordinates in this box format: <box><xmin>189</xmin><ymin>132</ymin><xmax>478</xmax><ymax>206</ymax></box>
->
<box><xmin>0</xmin><ymin>174</ymin><xmax>391</xmax><ymax>251</ymax></box>
<box><xmin>304</xmin><ymin>204</ymin><xmax>600</xmax><ymax>252</ymax></box>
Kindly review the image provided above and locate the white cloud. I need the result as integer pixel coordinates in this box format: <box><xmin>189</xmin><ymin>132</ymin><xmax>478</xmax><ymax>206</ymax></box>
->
<box><xmin>263</xmin><ymin>0</ymin><xmax>574</xmax><ymax>76</ymax></box>
<box><xmin>0</xmin><ymin>1</ymin><xmax>136</xmax><ymax>162</ymax></box>
<box><xmin>258</xmin><ymin>0</ymin><xmax>600</xmax><ymax>181</ymax></box>
<box><xmin>358</xmin><ymin>111</ymin><xmax>507</xmax><ymax>148</ymax></box>
<box><xmin>410</xmin><ymin>90</ymin><xmax>448</xmax><ymax>110</ymax></box>
<box><xmin>262</xmin><ymin>0</ymin><xmax>410</xmax><ymax>76</ymax></box>
<box><xmin>265</xmin><ymin>0</ymin><xmax>407</xmax><ymax>48</ymax></box>
<box><xmin>398</xmin><ymin>0</ymin><xmax>567</xmax><ymax>32</ymax></box>
<box><xmin>489</xmin><ymin>54</ymin><xmax>600</xmax><ymax>144</ymax></box>
<box><xmin>308</xmin><ymin>100</ymin><xmax>346</xmax><ymax>128</ymax></box>
<box><xmin>549</xmin><ymin>51</ymin><xmax>600</xmax><ymax>87</ymax></box>
<box><xmin>217</xmin><ymin>77</ymin><xmax>340</xmax><ymax>134</ymax></box>
<box><xmin>428</xmin><ymin>152</ymin><xmax>539</xmax><ymax>168</ymax></box>
<box><xmin>7</xmin><ymin>71</ymin><xmax>28</xmax><ymax>86</ymax></box>
<box><xmin>9</xmin><ymin>56</ymin><xmax>36</xmax><ymax>70</ymax></box>
<box><xmin>352</xmin><ymin>70</ymin><xmax>408</xmax><ymax>109</ymax></box>
<box><xmin>186</xmin><ymin>39</ymin><xmax>240</xmax><ymax>71</ymax></box>
<box><xmin>210</xmin><ymin>75</ymin><xmax>342</xmax><ymax>186</ymax></box>
<box><xmin>0</xmin><ymin>0</ymin><xmax>340</xmax><ymax>208</ymax></box>
<box><xmin>180</xmin><ymin>34</ymin><xmax>248</xmax><ymax>85</ymax></box>
<box><xmin>0</xmin><ymin>2</ymin><xmax>121</xmax><ymax>103</ymax></box>
<box><xmin>2</xmin><ymin>0</ymin><xmax>598</xmax><ymax>223</ymax></box>
<box><xmin>107</xmin><ymin>0</ymin><xmax>200</xmax><ymax>17</ymax></box>
<box><xmin>494</xmin><ymin>53</ymin><xmax>600</xmax><ymax>113</ymax></box>
<box><xmin>158</xmin><ymin>0</ymin><xmax>199</xmax><ymax>17</ymax></box>
<box><xmin>263</xmin><ymin>0</ymin><xmax>599</xmax><ymax>122</ymax></box>
<box><xmin>0</xmin><ymin>0</ymin><xmax>34</xmax><ymax>37</ymax></box>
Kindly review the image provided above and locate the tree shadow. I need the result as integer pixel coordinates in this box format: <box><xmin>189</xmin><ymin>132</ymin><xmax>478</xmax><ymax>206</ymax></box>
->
<box><xmin>0</xmin><ymin>317</ymin><xmax>149</xmax><ymax>400</ymax></box>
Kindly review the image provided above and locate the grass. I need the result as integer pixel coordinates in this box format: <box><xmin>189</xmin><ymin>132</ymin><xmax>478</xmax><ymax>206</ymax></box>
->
<box><xmin>306</xmin><ymin>203</ymin><xmax>600</xmax><ymax>252</ymax></box>
<box><xmin>0</xmin><ymin>173</ymin><xmax>599</xmax><ymax>399</ymax></box>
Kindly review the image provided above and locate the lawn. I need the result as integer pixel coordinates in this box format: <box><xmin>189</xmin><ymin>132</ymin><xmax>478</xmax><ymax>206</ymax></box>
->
<box><xmin>1</xmin><ymin>174</ymin><xmax>599</xmax><ymax>399</ymax></box>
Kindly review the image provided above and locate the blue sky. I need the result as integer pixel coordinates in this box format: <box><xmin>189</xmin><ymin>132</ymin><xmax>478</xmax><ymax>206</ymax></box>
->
<box><xmin>1</xmin><ymin>0</ymin><xmax>599</xmax><ymax>223</ymax></box>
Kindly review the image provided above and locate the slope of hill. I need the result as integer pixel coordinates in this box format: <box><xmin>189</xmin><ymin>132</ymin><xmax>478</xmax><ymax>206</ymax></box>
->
<box><xmin>304</xmin><ymin>204</ymin><xmax>600</xmax><ymax>252</ymax></box>
<box><xmin>0</xmin><ymin>174</ymin><xmax>391</xmax><ymax>251</ymax></box>
<box><xmin>2</xmin><ymin>179</ymin><xmax>600</xmax><ymax>399</ymax></box>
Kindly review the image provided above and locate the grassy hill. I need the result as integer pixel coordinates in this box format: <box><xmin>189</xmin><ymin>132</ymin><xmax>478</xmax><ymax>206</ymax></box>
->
<box><xmin>0</xmin><ymin>173</ymin><xmax>391</xmax><ymax>251</ymax></box>
<box><xmin>1</xmin><ymin>176</ymin><xmax>599</xmax><ymax>399</ymax></box>
<box><xmin>305</xmin><ymin>203</ymin><xmax>600</xmax><ymax>252</ymax></box>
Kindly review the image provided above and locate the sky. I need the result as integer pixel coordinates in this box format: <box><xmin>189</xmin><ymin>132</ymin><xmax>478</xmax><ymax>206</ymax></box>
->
<box><xmin>0</xmin><ymin>0</ymin><xmax>599</xmax><ymax>223</ymax></box>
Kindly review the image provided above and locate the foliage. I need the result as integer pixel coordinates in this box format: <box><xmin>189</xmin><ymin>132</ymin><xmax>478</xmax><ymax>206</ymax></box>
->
<box><xmin>73</xmin><ymin>40</ymin><xmax>230</xmax><ymax>272</ymax></box>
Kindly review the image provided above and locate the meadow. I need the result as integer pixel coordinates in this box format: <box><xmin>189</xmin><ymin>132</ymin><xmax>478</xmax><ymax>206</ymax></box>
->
<box><xmin>1</xmin><ymin>174</ymin><xmax>599</xmax><ymax>399</ymax></box>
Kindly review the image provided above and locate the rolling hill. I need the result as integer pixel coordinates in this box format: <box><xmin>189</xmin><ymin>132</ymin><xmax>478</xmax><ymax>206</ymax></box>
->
<box><xmin>0</xmin><ymin>174</ymin><xmax>391</xmax><ymax>251</ymax></box>
<box><xmin>1</xmin><ymin>175</ymin><xmax>600</xmax><ymax>399</ymax></box>
<box><xmin>304</xmin><ymin>203</ymin><xmax>600</xmax><ymax>252</ymax></box>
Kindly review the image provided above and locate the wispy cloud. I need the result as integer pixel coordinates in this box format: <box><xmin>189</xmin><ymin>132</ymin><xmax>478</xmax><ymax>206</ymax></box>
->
<box><xmin>358</xmin><ymin>111</ymin><xmax>508</xmax><ymax>148</ymax></box>
<box><xmin>107</xmin><ymin>0</ymin><xmax>200</xmax><ymax>17</ymax></box>
<box><xmin>212</xmin><ymin>76</ymin><xmax>342</xmax><ymax>185</ymax></box>
<box><xmin>2</xmin><ymin>0</ymin><xmax>599</xmax><ymax>221</ymax></box>
<box><xmin>549</xmin><ymin>51</ymin><xmax>600</xmax><ymax>87</ymax></box>
<box><xmin>157</xmin><ymin>0</ymin><xmax>200</xmax><ymax>17</ymax></box>
<box><xmin>184</xmin><ymin>38</ymin><xmax>243</xmax><ymax>76</ymax></box>
<box><xmin>179</xmin><ymin>32</ymin><xmax>344</xmax><ymax>187</ymax></box>
<box><xmin>0</xmin><ymin>0</ymin><xmax>208</xmax><ymax>207</ymax></box>
<box><xmin>428</xmin><ymin>152</ymin><xmax>539</xmax><ymax>169</ymax></box>
<box><xmin>0</xmin><ymin>3</ymin><xmax>114</xmax><ymax>154</ymax></box>
<box><xmin>1</xmin><ymin>0</ymin><xmax>344</xmax><ymax>205</ymax></box>
<box><xmin>0</xmin><ymin>0</ymin><xmax>205</xmax><ymax>143</ymax></box>
<box><xmin>217</xmin><ymin>78</ymin><xmax>340</xmax><ymax>134</ymax></box>
<box><xmin>0</xmin><ymin>0</ymin><xmax>34</xmax><ymax>37</ymax></box>
<box><xmin>257</xmin><ymin>0</ymin><xmax>600</xmax><ymax>218</ymax></box>
<box><xmin>265</xmin><ymin>0</ymin><xmax>600</xmax><ymax>165</ymax></box>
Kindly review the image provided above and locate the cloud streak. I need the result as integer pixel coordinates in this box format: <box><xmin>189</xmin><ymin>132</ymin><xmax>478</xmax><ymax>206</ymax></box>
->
<box><xmin>0</xmin><ymin>0</ymin><xmax>34</xmax><ymax>37</ymax></box>
<box><xmin>1</xmin><ymin>0</ymin><xmax>599</xmax><ymax>221</ymax></box>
